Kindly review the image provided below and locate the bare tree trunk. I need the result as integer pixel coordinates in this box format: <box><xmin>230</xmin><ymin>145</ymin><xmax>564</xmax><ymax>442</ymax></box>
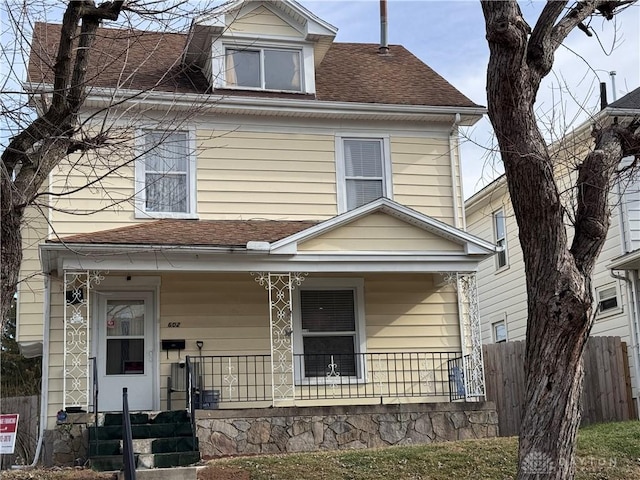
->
<box><xmin>481</xmin><ymin>1</ymin><xmax>639</xmax><ymax>479</ymax></box>
<box><xmin>0</xmin><ymin>182</ymin><xmax>24</xmax><ymax>326</ymax></box>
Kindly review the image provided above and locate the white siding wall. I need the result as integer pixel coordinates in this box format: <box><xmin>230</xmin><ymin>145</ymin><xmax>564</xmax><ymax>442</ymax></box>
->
<box><xmin>466</xmin><ymin>180</ymin><xmax>639</xmax><ymax>400</ymax></box>
<box><xmin>621</xmin><ymin>175</ymin><xmax>640</xmax><ymax>252</ymax></box>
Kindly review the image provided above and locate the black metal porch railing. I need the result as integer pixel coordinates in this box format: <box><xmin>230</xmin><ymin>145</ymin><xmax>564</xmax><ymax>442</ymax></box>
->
<box><xmin>447</xmin><ymin>355</ymin><xmax>467</xmax><ymax>401</ymax></box>
<box><xmin>186</xmin><ymin>352</ymin><xmax>464</xmax><ymax>405</ymax></box>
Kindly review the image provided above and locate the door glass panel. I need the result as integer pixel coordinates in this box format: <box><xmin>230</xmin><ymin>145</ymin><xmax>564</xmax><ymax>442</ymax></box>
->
<box><xmin>106</xmin><ymin>339</ymin><xmax>145</xmax><ymax>375</ymax></box>
<box><xmin>106</xmin><ymin>300</ymin><xmax>145</xmax><ymax>375</ymax></box>
<box><xmin>106</xmin><ymin>300</ymin><xmax>144</xmax><ymax>336</ymax></box>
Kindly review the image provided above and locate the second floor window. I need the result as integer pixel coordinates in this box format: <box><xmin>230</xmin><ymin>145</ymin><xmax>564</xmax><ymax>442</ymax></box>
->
<box><xmin>137</xmin><ymin>130</ymin><xmax>196</xmax><ymax>217</ymax></box>
<box><xmin>493</xmin><ymin>209</ymin><xmax>508</xmax><ymax>269</ymax></box>
<box><xmin>225</xmin><ymin>47</ymin><xmax>301</xmax><ymax>91</ymax></box>
<box><xmin>338</xmin><ymin>137</ymin><xmax>392</xmax><ymax>212</ymax></box>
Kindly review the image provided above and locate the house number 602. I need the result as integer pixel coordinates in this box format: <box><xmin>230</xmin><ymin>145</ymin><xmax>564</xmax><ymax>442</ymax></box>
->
<box><xmin>167</xmin><ymin>322</ymin><xmax>181</xmax><ymax>328</ymax></box>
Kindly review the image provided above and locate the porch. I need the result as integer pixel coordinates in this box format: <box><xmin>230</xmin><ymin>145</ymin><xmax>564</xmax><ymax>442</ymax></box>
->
<box><xmin>55</xmin><ymin>270</ymin><xmax>484</xmax><ymax>417</ymax></box>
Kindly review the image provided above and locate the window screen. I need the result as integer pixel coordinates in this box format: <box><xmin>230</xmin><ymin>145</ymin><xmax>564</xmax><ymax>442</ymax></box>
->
<box><xmin>344</xmin><ymin>139</ymin><xmax>384</xmax><ymax>210</ymax></box>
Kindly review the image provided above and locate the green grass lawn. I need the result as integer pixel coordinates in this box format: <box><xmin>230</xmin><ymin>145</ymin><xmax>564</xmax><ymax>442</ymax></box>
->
<box><xmin>198</xmin><ymin>420</ymin><xmax>640</xmax><ymax>480</ymax></box>
<box><xmin>1</xmin><ymin>421</ymin><xmax>638</xmax><ymax>480</ymax></box>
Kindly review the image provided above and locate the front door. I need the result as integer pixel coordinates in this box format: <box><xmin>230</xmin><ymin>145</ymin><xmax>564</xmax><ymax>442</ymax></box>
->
<box><xmin>96</xmin><ymin>292</ymin><xmax>156</xmax><ymax>411</ymax></box>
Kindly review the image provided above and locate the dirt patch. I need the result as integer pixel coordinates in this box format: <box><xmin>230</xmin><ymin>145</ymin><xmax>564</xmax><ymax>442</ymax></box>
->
<box><xmin>0</xmin><ymin>467</ymin><xmax>116</xmax><ymax>480</ymax></box>
<box><xmin>197</xmin><ymin>465</ymin><xmax>251</xmax><ymax>480</ymax></box>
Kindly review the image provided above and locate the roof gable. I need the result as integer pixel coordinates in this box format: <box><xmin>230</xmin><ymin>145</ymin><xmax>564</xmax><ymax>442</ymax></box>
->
<box><xmin>271</xmin><ymin>198</ymin><xmax>497</xmax><ymax>255</ymax></box>
<box><xmin>225</xmin><ymin>4</ymin><xmax>303</xmax><ymax>38</ymax></box>
<box><xmin>297</xmin><ymin>212</ymin><xmax>465</xmax><ymax>253</ymax></box>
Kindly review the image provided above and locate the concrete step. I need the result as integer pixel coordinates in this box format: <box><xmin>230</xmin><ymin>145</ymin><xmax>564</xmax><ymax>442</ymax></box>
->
<box><xmin>137</xmin><ymin>451</ymin><xmax>201</xmax><ymax>469</ymax></box>
<box><xmin>117</xmin><ymin>466</ymin><xmax>197</xmax><ymax>480</ymax></box>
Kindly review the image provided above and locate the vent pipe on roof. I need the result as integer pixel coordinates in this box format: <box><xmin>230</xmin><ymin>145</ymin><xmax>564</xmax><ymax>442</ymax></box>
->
<box><xmin>379</xmin><ymin>0</ymin><xmax>389</xmax><ymax>54</ymax></box>
<box><xmin>600</xmin><ymin>82</ymin><xmax>608</xmax><ymax>110</ymax></box>
<box><xmin>610</xmin><ymin>71</ymin><xmax>617</xmax><ymax>101</ymax></box>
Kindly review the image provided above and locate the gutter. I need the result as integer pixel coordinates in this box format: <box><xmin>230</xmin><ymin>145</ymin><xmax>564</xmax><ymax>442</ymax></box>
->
<box><xmin>22</xmin><ymin>83</ymin><xmax>487</xmax><ymax>126</ymax></box>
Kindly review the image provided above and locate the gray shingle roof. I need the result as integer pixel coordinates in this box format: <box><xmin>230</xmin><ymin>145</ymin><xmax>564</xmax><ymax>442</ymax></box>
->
<box><xmin>28</xmin><ymin>22</ymin><xmax>481</xmax><ymax>108</ymax></box>
<box><xmin>608</xmin><ymin>87</ymin><xmax>640</xmax><ymax>109</ymax></box>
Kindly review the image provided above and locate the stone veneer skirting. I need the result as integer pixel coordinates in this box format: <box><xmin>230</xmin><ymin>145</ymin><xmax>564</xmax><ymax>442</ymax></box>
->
<box><xmin>196</xmin><ymin>402</ymin><xmax>498</xmax><ymax>458</ymax></box>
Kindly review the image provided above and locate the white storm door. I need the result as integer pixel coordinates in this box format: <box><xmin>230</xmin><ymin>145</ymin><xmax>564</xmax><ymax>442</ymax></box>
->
<box><xmin>97</xmin><ymin>292</ymin><xmax>155</xmax><ymax>411</ymax></box>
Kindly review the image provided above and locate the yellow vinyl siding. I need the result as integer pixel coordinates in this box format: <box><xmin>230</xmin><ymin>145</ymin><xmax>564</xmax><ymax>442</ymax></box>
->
<box><xmin>298</xmin><ymin>212</ymin><xmax>464</xmax><ymax>252</ymax></box>
<box><xmin>391</xmin><ymin>136</ymin><xmax>455</xmax><ymax>223</ymax></box>
<box><xmin>227</xmin><ymin>5</ymin><xmax>302</xmax><ymax>38</ymax></box>
<box><xmin>47</xmin><ymin>128</ymin><xmax>460</xmax><ymax>236</ymax></box>
<box><xmin>16</xmin><ymin>206</ymin><xmax>48</xmax><ymax>342</ymax></box>
<box><xmin>364</xmin><ymin>273</ymin><xmax>461</xmax><ymax>351</ymax></box>
<box><xmin>197</xmin><ymin>131</ymin><xmax>337</xmax><ymax>220</ymax></box>
<box><xmin>46</xmin><ymin>279</ymin><xmax>65</xmax><ymax>428</ymax></box>
<box><xmin>49</xmin><ymin>150</ymin><xmax>137</xmax><ymax>235</ymax></box>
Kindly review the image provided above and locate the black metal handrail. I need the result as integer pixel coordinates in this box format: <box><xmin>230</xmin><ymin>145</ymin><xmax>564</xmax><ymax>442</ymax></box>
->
<box><xmin>122</xmin><ymin>387</ymin><xmax>136</xmax><ymax>480</ymax></box>
<box><xmin>185</xmin><ymin>356</ymin><xmax>196</xmax><ymax>448</ymax></box>
<box><xmin>187</xmin><ymin>351</ymin><xmax>463</xmax><ymax>405</ymax></box>
<box><xmin>89</xmin><ymin>357</ymin><xmax>99</xmax><ymax>455</ymax></box>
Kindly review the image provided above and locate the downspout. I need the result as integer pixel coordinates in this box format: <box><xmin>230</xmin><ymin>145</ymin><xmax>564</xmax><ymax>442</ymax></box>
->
<box><xmin>449</xmin><ymin>113</ymin><xmax>462</xmax><ymax>228</ymax></box>
<box><xmin>13</xmin><ymin>274</ymin><xmax>50</xmax><ymax>468</ymax></box>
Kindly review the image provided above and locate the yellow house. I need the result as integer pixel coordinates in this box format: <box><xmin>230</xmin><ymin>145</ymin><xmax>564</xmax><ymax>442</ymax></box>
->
<box><xmin>19</xmin><ymin>0</ymin><xmax>499</xmax><ymax>466</ymax></box>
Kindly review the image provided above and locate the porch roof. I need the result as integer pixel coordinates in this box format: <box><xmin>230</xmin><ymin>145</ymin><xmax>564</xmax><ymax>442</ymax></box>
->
<box><xmin>48</xmin><ymin>219</ymin><xmax>318</xmax><ymax>248</ymax></box>
<box><xmin>41</xmin><ymin>200</ymin><xmax>498</xmax><ymax>274</ymax></box>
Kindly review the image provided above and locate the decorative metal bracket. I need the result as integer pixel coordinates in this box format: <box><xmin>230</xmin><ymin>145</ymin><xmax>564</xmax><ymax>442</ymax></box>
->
<box><xmin>252</xmin><ymin>272</ymin><xmax>307</xmax><ymax>403</ymax></box>
<box><xmin>63</xmin><ymin>270</ymin><xmax>105</xmax><ymax>410</ymax></box>
<box><xmin>445</xmin><ymin>272</ymin><xmax>486</xmax><ymax>400</ymax></box>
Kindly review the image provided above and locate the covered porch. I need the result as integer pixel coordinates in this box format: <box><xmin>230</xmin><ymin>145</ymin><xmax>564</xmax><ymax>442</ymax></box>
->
<box><xmin>39</xmin><ymin>199</ymin><xmax>496</xmax><ymax>425</ymax></box>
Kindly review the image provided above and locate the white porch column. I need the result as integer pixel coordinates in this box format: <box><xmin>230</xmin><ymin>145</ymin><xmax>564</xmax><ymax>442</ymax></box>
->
<box><xmin>253</xmin><ymin>272</ymin><xmax>306</xmax><ymax>404</ymax></box>
<box><xmin>63</xmin><ymin>270</ymin><xmax>105</xmax><ymax>410</ymax></box>
<box><xmin>454</xmin><ymin>272</ymin><xmax>486</xmax><ymax>400</ymax></box>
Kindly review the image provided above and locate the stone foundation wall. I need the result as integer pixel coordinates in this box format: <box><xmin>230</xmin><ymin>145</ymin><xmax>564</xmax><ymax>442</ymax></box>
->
<box><xmin>42</xmin><ymin>413</ymin><xmax>92</xmax><ymax>467</ymax></box>
<box><xmin>196</xmin><ymin>402</ymin><xmax>498</xmax><ymax>458</ymax></box>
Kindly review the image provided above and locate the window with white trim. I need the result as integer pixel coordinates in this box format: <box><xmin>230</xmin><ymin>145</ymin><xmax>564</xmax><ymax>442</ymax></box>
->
<box><xmin>337</xmin><ymin>136</ymin><xmax>392</xmax><ymax>212</ymax></box>
<box><xmin>596</xmin><ymin>284</ymin><xmax>619</xmax><ymax>315</ymax></box>
<box><xmin>493</xmin><ymin>209</ymin><xmax>508</xmax><ymax>269</ymax></box>
<box><xmin>294</xmin><ymin>279</ymin><xmax>366</xmax><ymax>381</ymax></box>
<box><xmin>136</xmin><ymin>130</ymin><xmax>196</xmax><ymax>218</ymax></box>
<box><xmin>225</xmin><ymin>46</ymin><xmax>302</xmax><ymax>92</ymax></box>
<box><xmin>493</xmin><ymin>320</ymin><xmax>507</xmax><ymax>343</ymax></box>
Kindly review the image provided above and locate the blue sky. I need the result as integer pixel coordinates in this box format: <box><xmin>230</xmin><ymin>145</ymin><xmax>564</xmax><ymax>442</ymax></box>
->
<box><xmin>301</xmin><ymin>1</ymin><xmax>640</xmax><ymax>197</ymax></box>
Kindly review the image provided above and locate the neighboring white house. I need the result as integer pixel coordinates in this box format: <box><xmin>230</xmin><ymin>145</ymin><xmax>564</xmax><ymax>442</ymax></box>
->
<box><xmin>465</xmin><ymin>86</ymin><xmax>640</xmax><ymax>413</ymax></box>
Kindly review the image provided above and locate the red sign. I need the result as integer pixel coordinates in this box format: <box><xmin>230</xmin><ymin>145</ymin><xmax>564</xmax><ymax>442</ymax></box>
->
<box><xmin>0</xmin><ymin>414</ymin><xmax>19</xmax><ymax>454</ymax></box>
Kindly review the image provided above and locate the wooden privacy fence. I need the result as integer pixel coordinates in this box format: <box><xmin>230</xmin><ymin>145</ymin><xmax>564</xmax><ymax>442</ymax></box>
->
<box><xmin>483</xmin><ymin>336</ymin><xmax>637</xmax><ymax>437</ymax></box>
<box><xmin>0</xmin><ymin>395</ymin><xmax>39</xmax><ymax>469</ymax></box>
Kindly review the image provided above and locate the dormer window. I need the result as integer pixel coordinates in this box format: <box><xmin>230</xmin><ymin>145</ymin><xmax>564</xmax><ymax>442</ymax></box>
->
<box><xmin>225</xmin><ymin>47</ymin><xmax>302</xmax><ymax>92</ymax></box>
